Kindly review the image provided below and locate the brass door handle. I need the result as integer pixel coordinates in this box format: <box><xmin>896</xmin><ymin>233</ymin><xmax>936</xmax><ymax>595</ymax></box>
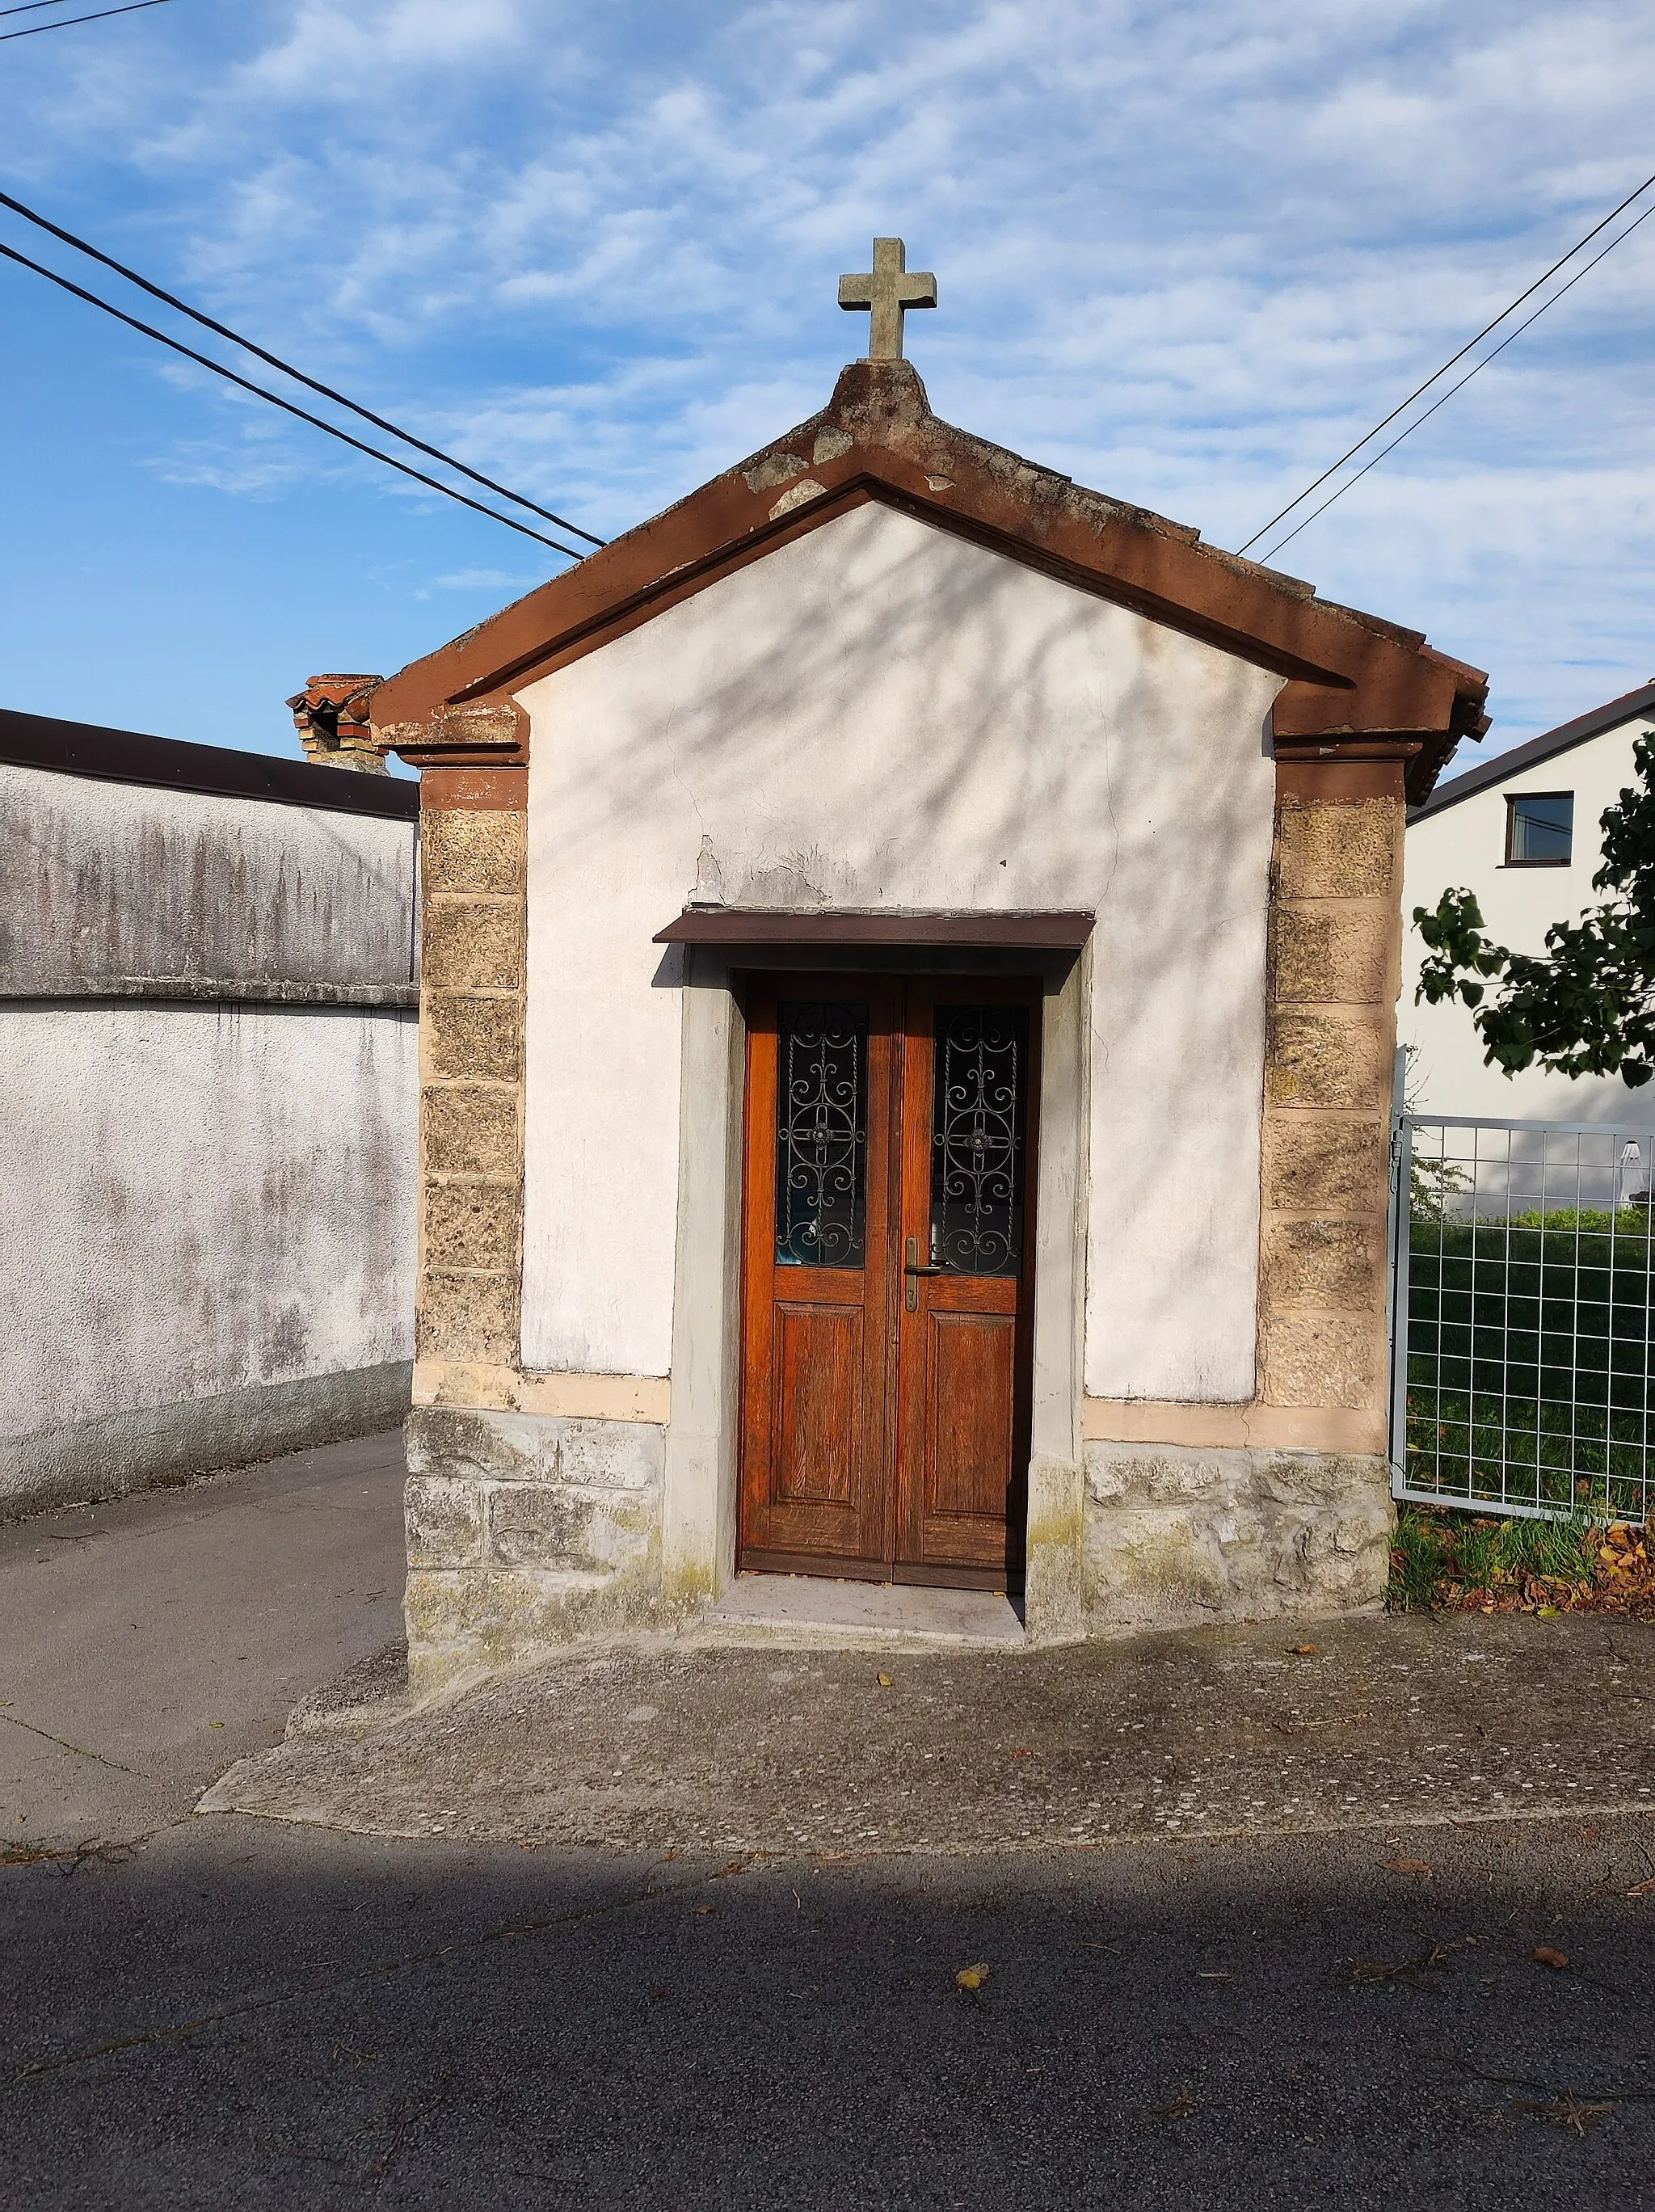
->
<box><xmin>903</xmin><ymin>1262</ymin><xmax>946</xmax><ymax>1277</ymax></box>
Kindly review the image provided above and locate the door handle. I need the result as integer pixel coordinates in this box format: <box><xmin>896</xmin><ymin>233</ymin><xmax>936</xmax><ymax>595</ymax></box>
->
<box><xmin>904</xmin><ymin>1237</ymin><xmax>945</xmax><ymax>1308</ymax></box>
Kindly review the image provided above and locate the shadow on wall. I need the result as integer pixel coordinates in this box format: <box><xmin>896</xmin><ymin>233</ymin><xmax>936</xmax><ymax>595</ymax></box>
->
<box><xmin>523</xmin><ymin>504</ymin><xmax>1282</xmax><ymax>1397</ymax></box>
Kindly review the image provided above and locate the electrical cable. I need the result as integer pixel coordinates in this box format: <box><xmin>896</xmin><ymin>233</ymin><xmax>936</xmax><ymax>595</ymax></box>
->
<box><xmin>0</xmin><ymin>240</ymin><xmax>588</xmax><ymax>558</ymax></box>
<box><xmin>0</xmin><ymin>4</ymin><xmax>77</xmax><ymax>21</ymax></box>
<box><xmin>1237</xmin><ymin>165</ymin><xmax>1655</xmax><ymax>557</ymax></box>
<box><xmin>0</xmin><ymin>187</ymin><xmax>604</xmax><ymax>546</ymax></box>
<box><xmin>1257</xmin><ymin>198</ymin><xmax>1655</xmax><ymax>564</ymax></box>
<box><xmin>1</xmin><ymin>0</ymin><xmax>171</xmax><ymax>41</ymax></box>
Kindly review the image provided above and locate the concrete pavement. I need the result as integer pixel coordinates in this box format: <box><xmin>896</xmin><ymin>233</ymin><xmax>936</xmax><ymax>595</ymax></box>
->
<box><xmin>203</xmin><ymin>1607</ymin><xmax>1655</xmax><ymax>1854</ymax></box>
<box><xmin>0</xmin><ymin>1428</ymin><xmax>406</xmax><ymax>1852</ymax></box>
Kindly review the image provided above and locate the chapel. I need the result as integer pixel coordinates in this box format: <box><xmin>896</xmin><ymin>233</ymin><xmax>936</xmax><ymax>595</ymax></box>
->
<box><xmin>368</xmin><ymin>241</ymin><xmax>1489</xmax><ymax>1686</ymax></box>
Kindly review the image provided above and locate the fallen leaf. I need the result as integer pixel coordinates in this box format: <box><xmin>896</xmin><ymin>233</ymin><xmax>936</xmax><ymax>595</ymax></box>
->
<box><xmin>1148</xmin><ymin>2083</ymin><xmax>1198</xmax><ymax>2120</ymax></box>
<box><xmin>1383</xmin><ymin>1857</ymin><xmax>1433</xmax><ymax>1877</ymax></box>
<box><xmin>876</xmin><ymin>1672</ymin><xmax>893</xmax><ymax>1688</ymax></box>
<box><xmin>693</xmin><ymin>1905</ymin><xmax>715</xmax><ymax>1917</ymax></box>
<box><xmin>1538</xmin><ymin>1605</ymin><xmax>1560</xmax><ymax>1618</ymax></box>
<box><xmin>1518</xmin><ymin>2093</ymin><xmax>1615</xmax><ymax>2136</ymax></box>
<box><xmin>1533</xmin><ymin>1945</ymin><xmax>1570</xmax><ymax>1970</ymax></box>
<box><xmin>955</xmin><ymin>1962</ymin><xmax>991</xmax><ymax>1992</ymax></box>
<box><xmin>1288</xmin><ymin>1643</ymin><xmax>1319</xmax><ymax>1657</ymax></box>
<box><xmin>1343</xmin><ymin>1943</ymin><xmax>1452</xmax><ymax>1987</ymax></box>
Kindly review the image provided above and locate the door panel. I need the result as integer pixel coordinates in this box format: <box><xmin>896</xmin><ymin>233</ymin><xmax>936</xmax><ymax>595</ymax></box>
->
<box><xmin>895</xmin><ymin>984</ymin><xmax>1038</xmax><ymax>1577</ymax></box>
<box><xmin>926</xmin><ymin>1311</ymin><xmax>1017</xmax><ymax>1519</ymax></box>
<box><xmin>773</xmin><ymin>1301</ymin><xmax>864</xmax><ymax>1506</ymax></box>
<box><xmin>739</xmin><ymin>980</ymin><xmax>897</xmax><ymax>1566</ymax></box>
<box><xmin>739</xmin><ymin>972</ymin><xmax>1037</xmax><ymax>1588</ymax></box>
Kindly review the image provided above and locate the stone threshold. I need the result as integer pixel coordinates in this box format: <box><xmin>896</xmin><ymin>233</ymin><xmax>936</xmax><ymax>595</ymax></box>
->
<box><xmin>704</xmin><ymin>1573</ymin><xmax>1025</xmax><ymax>1647</ymax></box>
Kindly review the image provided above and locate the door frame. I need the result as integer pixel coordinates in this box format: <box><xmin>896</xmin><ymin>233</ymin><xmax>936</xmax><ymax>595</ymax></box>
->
<box><xmin>659</xmin><ymin>939</ymin><xmax>1091</xmax><ymax>1612</ymax></box>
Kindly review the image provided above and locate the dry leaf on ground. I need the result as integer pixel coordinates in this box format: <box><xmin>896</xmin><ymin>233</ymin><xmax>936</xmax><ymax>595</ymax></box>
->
<box><xmin>955</xmin><ymin>1963</ymin><xmax>991</xmax><ymax>1992</ymax></box>
<box><xmin>1344</xmin><ymin>1943</ymin><xmax>1453</xmax><ymax>1987</ymax></box>
<box><xmin>1532</xmin><ymin>1945</ymin><xmax>1571</xmax><ymax>1970</ymax></box>
<box><xmin>1518</xmin><ymin>2093</ymin><xmax>1615</xmax><ymax>2135</ymax></box>
<box><xmin>1383</xmin><ymin>1857</ymin><xmax>1433</xmax><ymax>1877</ymax></box>
<box><xmin>876</xmin><ymin>1672</ymin><xmax>893</xmax><ymax>1688</ymax></box>
<box><xmin>1148</xmin><ymin>2084</ymin><xmax>1199</xmax><ymax>2120</ymax></box>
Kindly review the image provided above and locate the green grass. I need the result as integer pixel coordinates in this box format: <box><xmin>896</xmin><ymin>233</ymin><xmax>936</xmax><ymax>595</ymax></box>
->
<box><xmin>1388</xmin><ymin>1502</ymin><xmax>1600</xmax><ymax>1612</ymax></box>
<box><xmin>1402</xmin><ymin>1211</ymin><xmax>1655</xmax><ymax>1522</ymax></box>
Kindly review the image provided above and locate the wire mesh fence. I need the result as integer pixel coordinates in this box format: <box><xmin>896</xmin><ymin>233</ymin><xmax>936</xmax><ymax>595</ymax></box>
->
<box><xmin>1392</xmin><ymin>1114</ymin><xmax>1655</xmax><ymax>1525</ymax></box>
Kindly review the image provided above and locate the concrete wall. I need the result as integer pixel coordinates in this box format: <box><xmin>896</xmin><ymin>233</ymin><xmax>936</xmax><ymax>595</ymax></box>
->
<box><xmin>0</xmin><ymin>760</ymin><xmax>419</xmax><ymax>1517</ymax></box>
<box><xmin>518</xmin><ymin>501</ymin><xmax>1284</xmax><ymax>1403</ymax></box>
<box><xmin>0</xmin><ymin>762</ymin><xmax>416</xmax><ymax>995</ymax></box>
<box><xmin>1401</xmin><ymin>711</ymin><xmax>1655</xmax><ymax>1126</ymax></box>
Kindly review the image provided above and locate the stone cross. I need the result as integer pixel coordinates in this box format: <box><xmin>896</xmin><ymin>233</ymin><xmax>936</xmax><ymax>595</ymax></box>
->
<box><xmin>838</xmin><ymin>238</ymin><xmax>937</xmax><ymax>361</ymax></box>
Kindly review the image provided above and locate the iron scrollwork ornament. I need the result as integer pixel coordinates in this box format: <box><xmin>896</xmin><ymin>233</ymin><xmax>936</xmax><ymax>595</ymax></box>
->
<box><xmin>775</xmin><ymin>1002</ymin><xmax>869</xmax><ymax>1267</ymax></box>
<box><xmin>930</xmin><ymin>1005</ymin><xmax>1028</xmax><ymax>1275</ymax></box>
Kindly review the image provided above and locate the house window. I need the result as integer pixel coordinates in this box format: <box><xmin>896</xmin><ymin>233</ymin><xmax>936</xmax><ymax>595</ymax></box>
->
<box><xmin>1505</xmin><ymin>791</ymin><xmax>1573</xmax><ymax>866</ymax></box>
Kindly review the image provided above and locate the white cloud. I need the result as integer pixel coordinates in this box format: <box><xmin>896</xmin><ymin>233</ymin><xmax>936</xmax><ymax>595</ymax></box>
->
<box><xmin>6</xmin><ymin>0</ymin><xmax>1655</xmax><ymax>747</ymax></box>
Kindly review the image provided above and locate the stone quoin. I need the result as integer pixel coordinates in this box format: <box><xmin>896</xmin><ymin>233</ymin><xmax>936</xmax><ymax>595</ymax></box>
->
<box><xmin>364</xmin><ymin>240</ymin><xmax>1489</xmax><ymax>1687</ymax></box>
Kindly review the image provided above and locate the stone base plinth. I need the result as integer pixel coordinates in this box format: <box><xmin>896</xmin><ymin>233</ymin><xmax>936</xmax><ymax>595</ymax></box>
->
<box><xmin>1082</xmin><ymin>1439</ymin><xmax>1393</xmax><ymax>1632</ymax></box>
<box><xmin>404</xmin><ymin>1405</ymin><xmax>664</xmax><ymax>1687</ymax></box>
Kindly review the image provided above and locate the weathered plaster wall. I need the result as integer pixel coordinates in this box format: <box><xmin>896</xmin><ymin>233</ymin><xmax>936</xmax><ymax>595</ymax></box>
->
<box><xmin>0</xmin><ymin>758</ymin><xmax>420</xmax><ymax>1517</ymax></box>
<box><xmin>519</xmin><ymin>500</ymin><xmax>1284</xmax><ymax>1402</ymax></box>
<box><xmin>0</xmin><ymin>1001</ymin><xmax>416</xmax><ymax>1513</ymax></box>
<box><xmin>0</xmin><ymin>763</ymin><xmax>417</xmax><ymax>993</ymax></box>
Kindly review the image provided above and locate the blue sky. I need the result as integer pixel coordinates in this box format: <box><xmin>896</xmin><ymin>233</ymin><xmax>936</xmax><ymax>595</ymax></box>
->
<box><xmin>2</xmin><ymin>0</ymin><xmax>1652</xmax><ymax>768</ymax></box>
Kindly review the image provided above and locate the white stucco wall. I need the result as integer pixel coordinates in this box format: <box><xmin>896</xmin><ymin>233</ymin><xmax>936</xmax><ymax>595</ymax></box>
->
<box><xmin>1401</xmin><ymin>710</ymin><xmax>1655</xmax><ymax>1127</ymax></box>
<box><xmin>520</xmin><ymin>500</ymin><xmax>1284</xmax><ymax>1402</ymax></box>
<box><xmin>0</xmin><ymin>1003</ymin><xmax>418</xmax><ymax>1456</ymax></box>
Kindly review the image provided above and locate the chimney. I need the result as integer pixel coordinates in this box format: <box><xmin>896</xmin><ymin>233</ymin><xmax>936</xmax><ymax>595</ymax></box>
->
<box><xmin>287</xmin><ymin>674</ymin><xmax>388</xmax><ymax>773</ymax></box>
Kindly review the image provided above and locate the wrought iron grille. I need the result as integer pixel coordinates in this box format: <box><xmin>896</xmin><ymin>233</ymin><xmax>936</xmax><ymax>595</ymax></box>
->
<box><xmin>1392</xmin><ymin>1113</ymin><xmax>1655</xmax><ymax>1524</ymax></box>
<box><xmin>774</xmin><ymin>1001</ymin><xmax>868</xmax><ymax>1267</ymax></box>
<box><xmin>930</xmin><ymin>1004</ymin><xmax>1028</xmax><ymax>1275</ymax></box>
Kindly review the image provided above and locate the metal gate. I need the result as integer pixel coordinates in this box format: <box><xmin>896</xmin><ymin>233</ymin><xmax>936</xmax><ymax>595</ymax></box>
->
<box><xmin>1391</xmin><ymin>1113</ymin><xmax>1655</xmax><ymax>1525</ymax></box>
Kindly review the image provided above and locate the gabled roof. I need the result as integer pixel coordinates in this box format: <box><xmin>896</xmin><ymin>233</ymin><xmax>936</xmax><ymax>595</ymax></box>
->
<box><xmin>373</xmin><ymin>360</ymin><xmax>1489</xmax><ymax>805</ymax></box>
<box><xmin>0</xmin><ymin>706</ymin><xmax>420</xmax><ymax>819</ymax></box>
<box><xmin>1410</xmin><ymin>679</ymin><xmax>1655</xmax><ymax>821</ymax></box>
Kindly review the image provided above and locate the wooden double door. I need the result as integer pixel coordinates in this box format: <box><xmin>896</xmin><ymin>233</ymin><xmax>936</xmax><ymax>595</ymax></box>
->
<box><xmin>739</xmin><ymin>974</ymin><xmax>1038</xmax><ymax>1589</ymax></box>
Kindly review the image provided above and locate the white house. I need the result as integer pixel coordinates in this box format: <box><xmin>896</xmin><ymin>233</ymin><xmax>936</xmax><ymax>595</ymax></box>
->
<box><xmin>361</xmin><ymin>248</ymin><xmax>1489</xmax><ymax>1683</ymax></box>
<box><xmin>1402</xmin><ymin>678</ymin><xmax>1655</xmax><ymax>1126</ymax></box>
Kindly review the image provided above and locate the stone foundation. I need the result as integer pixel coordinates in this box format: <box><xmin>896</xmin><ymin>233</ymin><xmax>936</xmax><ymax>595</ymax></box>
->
<box><xmin>1082</xmin><ymin>1439</ymin><xmax>1393</xmax><ymax>1632</ymax></box>
<box><xmin>404</xmin><ymin>1405</ymin><xmax>664</xmax><ymax>1687</ymax></box>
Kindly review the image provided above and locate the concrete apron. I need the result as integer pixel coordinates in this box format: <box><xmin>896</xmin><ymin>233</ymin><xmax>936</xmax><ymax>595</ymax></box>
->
<box><xmin>196</xmin><ymin>1610</ymin><xmax>1655</xmax><ymax>1858</ymax></box>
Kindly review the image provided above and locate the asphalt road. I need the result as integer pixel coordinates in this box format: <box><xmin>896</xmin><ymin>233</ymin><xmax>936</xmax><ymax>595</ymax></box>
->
<box><xmin>4</xmin><ymin>1439</ymin><xmax>1655</xmax><ymax>2206</ymax></box>
<box><xmin>6</xmin><ymin>1814</ymin><xmax>1655</xmax><ymax>2208</ymax></box>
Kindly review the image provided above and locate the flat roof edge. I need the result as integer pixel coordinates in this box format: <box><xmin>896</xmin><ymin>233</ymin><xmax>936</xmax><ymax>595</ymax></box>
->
<box><xmin>0</xmin><ymin>708</ymin><xmax>420</xmax><ymax>820</ymax></box>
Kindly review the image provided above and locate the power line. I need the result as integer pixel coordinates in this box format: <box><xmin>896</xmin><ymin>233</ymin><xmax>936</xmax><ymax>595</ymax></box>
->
<box><xmin>0</xmin><ymin>187</ymin><xmax>604</xmax><ymax>546</ymax></box>
<box><xmin>1</xmin><ymin>0</ymin><xmax>171</xmax><ymax>41</ymax></box>
<box><xmin>0</xmin><ymin>241</ymin><xmax>588</xmax><ymax>558</ymax></box>
<box><xmin>1237</xmin><ymin>165</ymin><xmax>1655</xmax><ymax>558</ymax></box>
<box><xmin>0</xmin><ymin>4</ymin><xmax>78</xmax><ymax>20</ymax></box>
<box><xmin>1257</xmin><ymin>198</ymin><xmax>1655</xmax><ymax>564</ymax></box>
